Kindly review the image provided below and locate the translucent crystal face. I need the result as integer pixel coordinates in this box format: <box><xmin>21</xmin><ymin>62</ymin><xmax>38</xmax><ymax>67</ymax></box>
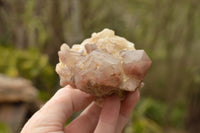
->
<box><xmin>56</xmin><ymin>28</ymin><xmax>152</xmax><ymax>97</ymax></box>
<box><xmin>120</xmin><ymin>50</ymin><xmax>152</xmax><ymax>80</ymax></box>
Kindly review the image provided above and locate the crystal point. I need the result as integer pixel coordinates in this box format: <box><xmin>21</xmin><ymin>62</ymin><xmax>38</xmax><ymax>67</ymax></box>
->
<box><xmin>56</xmin><ymin>29</ymin><xmax>152</xmax><ymax>98</ymax></box>
<box><xmin>121</xmin><ymin>50</ymin><xmax>152</xmax><ymax>80</ymax></box>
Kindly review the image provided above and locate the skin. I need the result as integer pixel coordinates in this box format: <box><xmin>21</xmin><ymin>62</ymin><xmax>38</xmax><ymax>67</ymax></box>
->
<box><xmin>21</xmin><ymin>85</ymin><xmax>139</xmax><ymax>133</ymax></box>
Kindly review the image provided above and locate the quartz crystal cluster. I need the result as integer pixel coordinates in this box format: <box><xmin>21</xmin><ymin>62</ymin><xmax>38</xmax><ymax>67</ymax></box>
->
<box><xmin>56</xmin><ymin>29</ymin><xmax>152</xmax><ymax>98</ymax></box>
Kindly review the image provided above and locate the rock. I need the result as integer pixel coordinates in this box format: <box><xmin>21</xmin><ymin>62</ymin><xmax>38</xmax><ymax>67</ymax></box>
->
<box><xmin>74</xmin><ymin>50</ymin><xmax>122</xmax><ymax>97</ymax></box>
<box><xmin>56</xmin><ymin>28</ymin><xmax>152</xmax><ymax>98</ymax></box>
<box><xmin>0</xmin><ymin>74</ymin><xmax>39</xmax><ymax>132</ymax></box>
<box><xmin>0</xmin><ymin>74</ymin><xmax>38</xmax><ymax>103</ymax></box>
<box><xmin>120</xmin><ymin>50</ymin><xmax>152</xmax><ymax>80</ymax></box>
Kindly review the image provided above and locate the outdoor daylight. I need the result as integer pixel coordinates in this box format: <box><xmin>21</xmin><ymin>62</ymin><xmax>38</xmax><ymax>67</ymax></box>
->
<box><xmin>0</xmin><ymin>0</ymin><xmax>200</xmax><ymax>133</ymax></box>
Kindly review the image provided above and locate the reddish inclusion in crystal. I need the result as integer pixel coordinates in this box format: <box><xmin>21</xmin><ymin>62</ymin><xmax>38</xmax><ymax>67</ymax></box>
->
<box><xmin>56</xmin><ymin>29</ymin><xmax>152</xmax><ymax>97</ymax></box>
<box><xmin>121</xmin><ymin>50</ymin><xmax>152</xmax><ymax>80</ymax></box>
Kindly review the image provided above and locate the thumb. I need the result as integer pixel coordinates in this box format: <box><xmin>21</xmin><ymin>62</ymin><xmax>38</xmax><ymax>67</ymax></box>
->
<box><xmin>21</xmin><ymin>86</ymin><xmax>94</xmax><ymax>132</ymax></box>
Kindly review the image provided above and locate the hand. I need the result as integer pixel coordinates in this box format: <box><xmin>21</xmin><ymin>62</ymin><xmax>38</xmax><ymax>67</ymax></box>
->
<box><xmin>21</xmin><ymin>85</ymin><xmax>139</xmax><ymax>133</ymax></box>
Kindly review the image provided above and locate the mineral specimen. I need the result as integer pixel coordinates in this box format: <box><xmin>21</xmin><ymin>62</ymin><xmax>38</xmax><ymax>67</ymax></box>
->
<box><xmin>56</xmin><ymin>28</ymin><xmax>152</xmax><ymax>98</ymax></box>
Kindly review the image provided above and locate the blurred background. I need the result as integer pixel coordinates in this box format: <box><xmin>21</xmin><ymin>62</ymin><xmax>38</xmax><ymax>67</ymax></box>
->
<box><xmin>0</xmin><ymin>0</ymin><xmax>200</xmax><ymax>132</ymax></box>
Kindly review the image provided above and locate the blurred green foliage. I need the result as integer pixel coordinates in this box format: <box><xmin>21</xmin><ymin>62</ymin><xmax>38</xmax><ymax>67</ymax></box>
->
<box><xmin>0</xmin><ymin>122</ymin><xmax>11</xmax><ymax>133</ymax></box>
<box><xmin>170</xmin><ymin>105</ymin><xmax>186</xmax><ymax>128</ymax></box>
<box><xmin>126</xmin><ymin>98</ymin><xmax>186</xmax><ymax>133</ymax></box>
<box><xmin>0</xmin><ymin>0</ymin><xmax>200</xmax><ymax>132</ymax></box>
<box><xmin>0</xmin><ymin>45</ymin><xmax>57</xmax><ymax>100</ymax></box>
<box><xmin>136</xmin><ymin>98</ymin><xmax>167</xmax><ymax>125</ymax></box>
<box><xmin>125</xmin><ymin>98</ymin><xmax>164</xmax><ymax>133</ymax></box>
<box><xmin>130</xmin><ymin>117</ymin><xmax>163</xmax><ymax>133</ymax></box>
